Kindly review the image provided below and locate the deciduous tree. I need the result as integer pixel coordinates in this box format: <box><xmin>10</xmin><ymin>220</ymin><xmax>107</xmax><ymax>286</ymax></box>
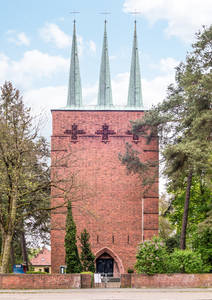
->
<box><xmin>0</xmin><ymin>82</ymin><xmax>50</xmax><ymax>273</ymax></box>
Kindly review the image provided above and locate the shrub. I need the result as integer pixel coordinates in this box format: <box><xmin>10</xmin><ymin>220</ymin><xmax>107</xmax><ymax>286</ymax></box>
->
<box><xmin>165</xmin><ymin>235</ymin><xmax>180</xmax><ymax>253</ymax></box>
<box><xmin>127</xmin><ymin>268</ymin><xmax>134</xmax><ymax>273</ymax></box>
<box><xmin>26</xmin><ymin>271</ymin><xmax>47</xmax><ymax>274</ymax></box>
<box><xmin>135</xmin><ymin>236</ymin><xmax>170</xmax><ymax>275</ymax></box>
<box><xmin>169</xmin><ymin>249</ymin><xmax>209</xmax><ymax>273</ymax></box>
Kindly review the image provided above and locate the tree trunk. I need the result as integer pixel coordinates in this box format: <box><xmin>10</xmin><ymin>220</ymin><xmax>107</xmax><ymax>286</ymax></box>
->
<box><xmin>10</xmin><ymin>241</ymin><xmax>15</xmax><ymax>267</ymax></box>
<box><xmin>0</xmin><ymin>186</ymin><xmax>18</xmax><ymax>274</ymax></box>
<box><xmin>180</xmin><ymin>170</ymin><xmax>193</xmax><ymax>250</ymax></box>
<box><xmin>21</xmin><ymin>231</ymin><xmax>29</xmax><ymax>270</ymax></box>
<box><xmin>1</xmin><ymin>233</ymin><xmax>13</xmax><ymax>273</ymax></box>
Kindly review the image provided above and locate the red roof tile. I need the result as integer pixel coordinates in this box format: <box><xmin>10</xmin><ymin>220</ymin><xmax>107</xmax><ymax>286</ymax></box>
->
<box><xmin>30</xmin><ymin>248</ymin><xmax>51</xmax><ymax>266</ymax></box>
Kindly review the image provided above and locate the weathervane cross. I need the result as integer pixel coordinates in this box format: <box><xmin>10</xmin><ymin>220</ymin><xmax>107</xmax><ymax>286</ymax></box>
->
<box><xmin>129</xmin><ymin>10</ymin><xmax>141</xmax><ymax>22</ymax></box>
<box><xmin>70</xmin><ymin>11</ymin><xmax>80</xmax><ymax>22</ymax></box>
<box><xmin>100</xmin><ymin>11</ymin><xmax>111</xmax><ymax>22</ymax></box>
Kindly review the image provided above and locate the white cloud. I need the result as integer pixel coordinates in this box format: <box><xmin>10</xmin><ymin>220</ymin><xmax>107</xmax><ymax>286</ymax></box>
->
<box><xmin>88</xmin><ymin>40</ymin><xmax>96</xmax><ymax>53</ymax></box>
<box><xmin>158</xmin><ymin>57</ymin><xmax>178</xmax><ymax>74</ymax></box>
<box><xmin>17</xmin><ymin>33</ymin><xmax>30</xmax><ymax>46</ymax></box>
<box><xmin>112</xmin><ymin>72</ymin><xmax>129</xmax><ymax>105</ymax></box>
<box><xmin>39</xmin><ymin>23</ymin><xmax>84</xmax><ymax>55</ymax></box>
<box><xmin>7</xmin><ymin>31</ymin><xmax>30</xmax><ymax>46</ymax></box>
<box><xmin>39</xmin><ymin>23</ymin><xmax>71</xmax><ymax>48</ymax></box>
<box><xmin>112</xmin><ymin>57</ymin><xmax>178</xmax><ymax>108</ymax></box>
<box><xmin>24</xmin><ymin>86</ymin><xmax>67</xmax><ymax>139</ymax></box>
<box><xmin>109</xmin><ymin>55</ymin><xmax>117</xmax><ymax>61</ymax></box>
<box><xmin>83</xmin><ymin>83</ymin><xmax>98</xmax><ymax>105</ymax></box>
<box><xmin>123</xmin><ymin>0</ymin><xmax>212</xmax><ymax>42</ymax></box>
<box><xmin>0</xmin><ymin>50</ymin><xmax>69</xmax><ymax>88</ymax></box>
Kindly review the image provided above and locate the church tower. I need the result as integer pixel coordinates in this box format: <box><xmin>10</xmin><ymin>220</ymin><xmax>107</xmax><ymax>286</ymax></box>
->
<box><xmin>51</xmin><ymin>21</ymin><xmax>159</xmax><ymax>275</ymax></box>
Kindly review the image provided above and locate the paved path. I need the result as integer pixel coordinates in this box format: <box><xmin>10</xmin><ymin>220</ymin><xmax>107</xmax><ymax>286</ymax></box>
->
<box><xmin>0</xmin><ymin>288</ymin><xmax>212</xmax><ymax>300</ymax></box>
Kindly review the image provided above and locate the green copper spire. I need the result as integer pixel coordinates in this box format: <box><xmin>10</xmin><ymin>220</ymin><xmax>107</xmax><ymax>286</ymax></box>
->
<box><xmin>98</xmin><ymin>20</ymin><xmax>113</xmax><ymax>106</ymax></box>
<box><xmin>127</xmin><ymin>21</ymin><xmax>143</xmax><ymax>107</ymax></box>
<box><xmin>67</xmin><ymin>20</ymin><xmax>82</xmax><ymax>107</ymax></box>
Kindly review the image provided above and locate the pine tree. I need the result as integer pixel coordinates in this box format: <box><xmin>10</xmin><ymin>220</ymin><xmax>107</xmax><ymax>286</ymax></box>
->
<box><xmin>65</xmin><ymin>201</ymin><xmax>82</xmax><ymax>273</ymax></box>
<box><xmin>120</xmin><ymin>25</ymin><xmax>212</xmax><ymax>250</ymax></box>
<box><xmin>79</xmin><ymin>229</ymin><xmax>95</xmax><ymax>272</ymax></box>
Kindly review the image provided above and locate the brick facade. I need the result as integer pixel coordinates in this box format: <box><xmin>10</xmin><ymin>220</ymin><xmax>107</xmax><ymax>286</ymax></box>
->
<box><xmin>51</xmin><ymin>109</ymin><xmax>159</xmax><ymax>274</ymax></box>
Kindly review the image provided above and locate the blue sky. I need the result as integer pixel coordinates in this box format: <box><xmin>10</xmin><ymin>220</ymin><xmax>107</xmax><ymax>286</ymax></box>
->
<box><xmin>0</xmin><ymin>0</ymin><xmax>212</xmax><ymax>139</ymax></box>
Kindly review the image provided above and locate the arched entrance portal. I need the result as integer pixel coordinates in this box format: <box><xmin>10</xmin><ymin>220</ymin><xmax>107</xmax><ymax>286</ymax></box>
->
<box><xmin>96</xmin><ymin>252</ymin><xmax>114</xmax><ymax>276</ymax></box>
<box><xmin>95</xmin><ymin>247</ymin><xmax>124</xmax><ymax>277</ymax></box>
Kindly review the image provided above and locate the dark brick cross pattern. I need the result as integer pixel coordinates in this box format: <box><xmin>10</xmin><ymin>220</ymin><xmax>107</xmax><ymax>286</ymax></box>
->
<box><xmin>95</xmin><ymin>124</ymin><xmax>116</xmax><ymax>143</ymax></box>
<box><xmin>64</xmin><ymin>123</ymin><xmax>86</xmax><ymax>142</ymax></box>
<box><xmin>126</xmin><ymin>130</ymin><xmax>139</xmax><ymax>144</ymax></box>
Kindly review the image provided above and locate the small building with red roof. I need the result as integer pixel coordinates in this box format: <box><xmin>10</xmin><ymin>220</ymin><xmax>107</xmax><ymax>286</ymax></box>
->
<box><xmin>30</xmin><ymin>248</ymin><xmax>51</xmax><ymax>273</ymax></box>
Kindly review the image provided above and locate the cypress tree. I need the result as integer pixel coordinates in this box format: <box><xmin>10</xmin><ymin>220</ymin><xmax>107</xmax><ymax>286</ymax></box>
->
<box><xmin>80</xmin><ymin>229</ymin><xmax>95</xmax><ymax>272</ymax></box>
<box><xmin>65</xmin><ymin>201</ymin><xmax>82</xmax><ymax>273</ymax></box>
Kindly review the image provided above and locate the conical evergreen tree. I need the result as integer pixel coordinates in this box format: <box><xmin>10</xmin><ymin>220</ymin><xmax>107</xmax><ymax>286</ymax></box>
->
<box><xmin>65</xmin><ymin>201</ymin><xmax>82</xmax><ymax>273</ymax></box>
<box><xmin>80</xmin><ymin>229</ymin><xmax>95</xmax><ymax>272</ymax></box>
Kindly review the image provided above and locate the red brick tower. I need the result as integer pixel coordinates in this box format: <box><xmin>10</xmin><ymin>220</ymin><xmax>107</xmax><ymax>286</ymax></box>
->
<box><xmin>51</xmin><ymin>21</ymin><xmax>159</xmax><ymax>275</ymax></box>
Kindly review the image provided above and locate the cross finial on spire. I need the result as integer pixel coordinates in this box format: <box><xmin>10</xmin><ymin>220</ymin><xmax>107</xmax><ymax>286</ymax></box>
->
<box><xmin>70</xmin><ymin>11</ymin><xmax>80</xmax><ymax>21</ymax></box>
<box><xmin>129</xmin><ymin>10</ymin><xmax>141</xmax><ymax>22</ymax></box>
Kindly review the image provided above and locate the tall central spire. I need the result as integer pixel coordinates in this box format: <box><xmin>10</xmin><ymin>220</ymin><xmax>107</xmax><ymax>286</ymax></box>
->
<box><xmin>127</xmin><ymin>21</ymin><xmax>143</xmax><ymax>107</ymax></box>
<box><xmin>98</xmin><ymin>20</ymin><xmax>113</xmax><ymax>107</ymax></box>
<box><xmin>67</xmin><ymin>20</ymin><xmax>82</xmax><ymax>107</ymax></box>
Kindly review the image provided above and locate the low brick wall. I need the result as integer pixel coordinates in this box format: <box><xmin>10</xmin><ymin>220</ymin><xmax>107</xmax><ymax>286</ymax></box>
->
<box><xmin>0</xmin><ymin>273</ymin><xmax>211</xmax><ymax>289</ymax></box>
<box><xmin>81</xmin><ymin>274</ymin><xmax>92</xmax><ymax>288</ymax></box>
<box><xmin>0</xmin><ymin>274</ymin><xmax>81</xmax><ymax>289</ymax></box>
<box><xmin>131</xmin><ymin>273</ymin><xmax>212</xmax><ymax>288</ymax></box>
<box><xmin>121</xmin><ymin>274</ymin><xmax>132</xmax><ymax>288</ymax></box>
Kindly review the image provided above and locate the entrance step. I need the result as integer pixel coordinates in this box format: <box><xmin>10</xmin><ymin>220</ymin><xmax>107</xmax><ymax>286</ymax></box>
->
<box><xmin>107</xmin><ymin>277</ymin><xmax>120</xmax><ymax>283</ymax></box>
<box><xmin>94</xmin><ymin>281</ymin><xmax>121</xmax><ymax>288</ymax></box>
<box><xmin>94</xmin><ymin>277</ymin><xmax>121</xmax><ymax>288</ymax></box>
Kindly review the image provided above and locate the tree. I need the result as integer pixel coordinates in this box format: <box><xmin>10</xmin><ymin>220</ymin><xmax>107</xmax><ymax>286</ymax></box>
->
<box><xmin>0</xmin><ymin>82</ymin><xmax>50</xmax><ymax>273</ymax></box>
<box><xmin>192</xmin><ymin>206</ymin><xmax>212</xmax><ymax>269</ymax></box>
<box><xmin>167</xmin><ymin>177</ymin><xmax>211</xmax><ymax>246</ymax></box>
<box><xmin>79</xmin><ymin>229</ymin><xmax>95</xmax><ymax>272</ymax></box>
<box><xmin>121</xmin><ymin>25</ymin><xmax>212</xmax><ymax>249</ymax></box>
<box><xmin>158</xmin><ymin>194</ymin><xmax>175</xmax><ymax>240</ymax></box>
<box><xmin>65</xmin><ymin>200</ymin><xmax>82</xmax><ymax>273</ymax></box>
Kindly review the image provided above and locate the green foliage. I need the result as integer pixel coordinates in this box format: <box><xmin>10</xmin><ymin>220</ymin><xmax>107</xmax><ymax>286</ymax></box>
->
<box><xmin>121</xmin><ymin>25</ymin><xmax>212</xmax><ymax>250</ymax></box>
<box><xmin>165</xmin><ymin>235</ymin><xmax>180</xmax><ymax>253</ymax></box>
<box><xmin>80</xmin><ymin>271</ymin><xmax>93</xmax><ymax>274</ymax></box>
<box><xmin>159</xmin><ymin>195</ymin><xmax>175</xmax><ymax>240</ymax></box>
<box><xmin>135</xmin><ymin>236</ymin><xmax>210</xmax><ymax>275</ymax></box>
<box><xmin>127</xmin><ymin>268</ymin><xmax>134</xmax><ymax>273</ymax></box>
<box><xmin>26</xmin><ymin>271</ymin><xmax>47</xmax><ymax>274</ymax></box>
<box><xmin>167</xmin><ymin>178</ymin><xmax>211</xmax><ymax>246</ymax></box>
<box><xmin>65</xmin><ymin>201</ymin><xmax>82</xmax><ymax>273</ymax></box>
<box><xmin>135</xmin><ymin>236</ymin><xmax>169</xmax><ymax>275</ymax></box>
<box><xmin>192</xmin><ymin>208</ymin><xmax>212</xmax><ymax>270</ymax></box>
<box><xmin>0</xmin><ymin>82</ymin><xmax>50</xmax><ymax>273</ymax></box>
<box><xmin>79</xmin><ymin>229</ymin><xmax>95</xmax><ymax>272</ymax></box>
<box><xmin>169</xmin><ymin>249</ymin><xmax>208</xmax><ymax>273</ymax></box>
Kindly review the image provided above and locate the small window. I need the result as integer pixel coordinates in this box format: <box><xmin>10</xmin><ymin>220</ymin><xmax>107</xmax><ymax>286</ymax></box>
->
<box><xmin>44</xmin><ymin>267</ymin><xmax>49</xmax><ymax>273</ymax></box>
